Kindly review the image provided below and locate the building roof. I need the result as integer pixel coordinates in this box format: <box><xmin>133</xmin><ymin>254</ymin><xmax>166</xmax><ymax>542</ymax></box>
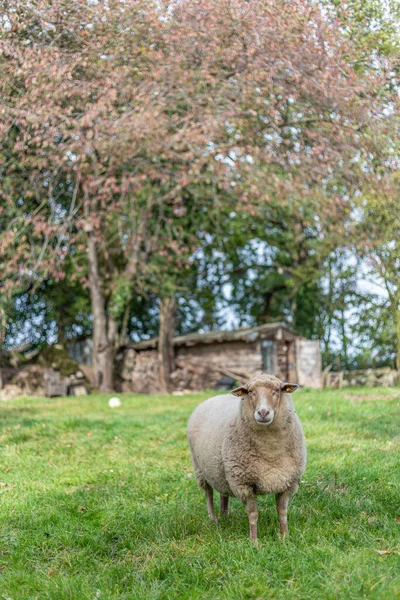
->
<box><xmin>128</xmin><ymin>322</ymin><xmax>298</xmax><ymax>351</ymax></box>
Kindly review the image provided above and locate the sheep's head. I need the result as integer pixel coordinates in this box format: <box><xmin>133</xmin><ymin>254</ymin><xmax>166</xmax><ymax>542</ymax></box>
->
<box><xmin>231</xmin><ymin>374</ymin><xmax>299</xmax><ymax>426</ymax></box>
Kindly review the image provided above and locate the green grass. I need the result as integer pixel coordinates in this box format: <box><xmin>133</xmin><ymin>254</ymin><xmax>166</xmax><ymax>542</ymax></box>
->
<box><xmin>0</xmin><ymin>388</ymin><xmax>399</xmax><ymax>600</ymax></box>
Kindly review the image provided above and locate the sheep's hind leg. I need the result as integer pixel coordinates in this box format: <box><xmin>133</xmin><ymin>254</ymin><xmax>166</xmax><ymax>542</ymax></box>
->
<box><xmin>204</xmin><ymin>482</ymin><xmax>218</xmax><ymax>523</ymax></box>
<box><xmin>275</xmin><ymin>483</ymin><xmax>298</xmax><ymax>537</ymax></box>
<box><xmin>220</xmin><ymin>494</ymin><xmax>229</xmax><ymax>518</ymax></box>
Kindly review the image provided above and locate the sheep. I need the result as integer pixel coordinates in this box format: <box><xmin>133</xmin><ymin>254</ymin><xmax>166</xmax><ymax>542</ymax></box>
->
<box><xmin>187</xmin><ymin>373</ymin><xmax>306</xmax><ymax>545</ymax></box>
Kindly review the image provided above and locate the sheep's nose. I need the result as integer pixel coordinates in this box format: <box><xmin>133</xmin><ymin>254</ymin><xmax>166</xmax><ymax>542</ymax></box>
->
<box><xmin>257</xmin><ymin>408</ymin><xmax>270</xmax><ymax>419</ymax></box>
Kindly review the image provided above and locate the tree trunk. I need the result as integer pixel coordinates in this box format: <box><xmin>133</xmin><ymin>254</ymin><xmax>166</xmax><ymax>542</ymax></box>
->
<box><xmin>118</xmin><ymin>301</ymin><xmax>131</xmax><ymax>346</ymax></box>
<box><xmin>395</xmin><ymin>308</ymin><xmax>400</xmax><ymax>372</ymax></box>
<box><xmin>158</xmin><ymin>296</ymin><xmax>177</xmax><ymax>393</ymax></box>
<box><xmin>340</xmin><ymin>308</ymin><xmax>349</xmax><ymax>371</ymax></box>
<box><xmin>84</xmin><ymin>213</ymin><xmax>114</xmax><ymax>393</ymax></box>
<box><xmin>107</xmin><ymin>312</ymin><xmax>119</xmax><ymax>378</ymax></box>
<box><xmin>57</xmin><ymin>315</ymin><xmax>67</xmax><ymax>346</ymax></box>
<box><xmin>0</xmin><ymin>307</ymin><xmax>6</xmax><ymax>346</ymax></box>
<box><xmin>0</xmin><ymin>307</ymin><xmax>6</xmax><ymax>390</ymax></box>
<box><xmin>290</xmin><ymin>294</ymin><xmax>298</xmax><ymax>330</ymax></box>
<box><xmin>262</xmin><ymin>284</ymin><xmax>286</xmax><ymax>322</ymax></box>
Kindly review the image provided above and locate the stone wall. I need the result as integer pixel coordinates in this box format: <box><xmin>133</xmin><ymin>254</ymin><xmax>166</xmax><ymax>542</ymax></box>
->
<box><xmin>342</xmin><ymin>368</ymin><xmax>399</xmax><ymax>387</ymax></box>
<box><xmin>116</xmin><ymin>349</ymin><xmax>162</xmax><ymax>394</ymax></box>
<box><xmin>115</xmin><ymin>342</ymin><xmax>259</xmax><ymax>394</ymax></box>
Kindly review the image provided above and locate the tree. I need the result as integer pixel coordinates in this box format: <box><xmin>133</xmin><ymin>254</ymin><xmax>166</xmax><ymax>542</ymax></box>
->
<box><xmin>217</xmin><ymin>200</ymin><xmax>337</xmax><ymax>334</ymax></box>
<box><xmin>1</xmin><ymin>1</ymin><xmax>235</xmax><ymax>390</ymax></box>
<box><xmin>1</xmin><ymin>0</ymin><xmax>397</xmax><ymax>391</ymax></box>
<box><xmin>354</xmin><ymin>179</ymin><xmax>400</xmax><ymax>369</ymax></box>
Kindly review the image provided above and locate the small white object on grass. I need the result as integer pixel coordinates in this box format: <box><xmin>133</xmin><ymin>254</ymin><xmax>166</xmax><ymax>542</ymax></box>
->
<box><xmin>108</xmin><ymin>397</ymin><xmax>121</xmax><ymax>408</ymax></box>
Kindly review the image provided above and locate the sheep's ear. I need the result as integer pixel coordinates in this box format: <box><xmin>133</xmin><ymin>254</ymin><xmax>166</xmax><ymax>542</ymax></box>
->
<box><xmin>231</xmin><ymin>386</ymin><xmax>248</xmax><ymax>397</ymax></box>
<box><xmin>281</xmin><ymin>383</ymin><xmax>299</xmax><ymax>393</ymax></box>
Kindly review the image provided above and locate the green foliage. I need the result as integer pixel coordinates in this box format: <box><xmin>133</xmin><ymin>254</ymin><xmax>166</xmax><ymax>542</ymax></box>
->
<box><xmin>35</xmin><ymin>345</ymin><xmax>81</xmax><ymax>376</ymax></box>
<box><xmin>0</xmin><ymin>389</ymin><xmax>399</xmax><ymax>599</ymax></box>
<box><xmin>4</xmin><ymin>275</ymin><xmax>92</xmax><ymax>349</ymax></box>
<box><xmin>322</xmin><ymin>0</ymin><xmax>400</xmax><ymax>57</ymax></box>
<box><xmin>213</xmin><ymin>197</ymin><xmax>333</xmax><ymax>336</ymax></box>
<box><xmin>353</xmin><ymin>182</ymin><xmax>400</xmax><ymax>368</ymax></box>
<box><xmin>350</xmin><ymin>301</ymin><xmax>397</xmax><ymax>368</ymax></box>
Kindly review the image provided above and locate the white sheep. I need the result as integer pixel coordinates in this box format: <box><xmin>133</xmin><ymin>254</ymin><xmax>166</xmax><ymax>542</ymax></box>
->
<box><xmin>187</xmin><ymin>373</ymin><xmax>306</xmax><ymax>545</ymax></box>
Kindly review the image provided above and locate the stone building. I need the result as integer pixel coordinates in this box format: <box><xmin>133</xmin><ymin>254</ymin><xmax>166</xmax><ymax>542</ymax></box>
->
<box><xmin>115</xmin><ymin>322</ymin><xmax>322</xmax><ymax>393</ymax></box>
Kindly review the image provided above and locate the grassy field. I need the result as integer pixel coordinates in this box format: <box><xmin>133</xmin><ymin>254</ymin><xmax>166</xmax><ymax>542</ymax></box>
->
<box><xmin>0</xmin><ymin>388</ymin><xmax>399</xmax><ymax>600</ymax></box>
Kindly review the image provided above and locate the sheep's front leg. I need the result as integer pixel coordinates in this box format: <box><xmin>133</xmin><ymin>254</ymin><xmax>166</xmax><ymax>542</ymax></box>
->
<box><xmin>275</xmin><ymin>483</ymin><xmax>298</xmax><ymax>537</ymax></box>
<box><xmin>244</xmin><ymin>494</ymin><xmax>258</xmax><ymax>546</ymax></box>
<box><xmin>204</xmin><ymin>482</ymin><xmax>218</xmax><ymax>523</ymax></box>
<box><xmin>220</xmin><ymin>494</ymin><xmax>229</xmax><ymax>518</ymax></box>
